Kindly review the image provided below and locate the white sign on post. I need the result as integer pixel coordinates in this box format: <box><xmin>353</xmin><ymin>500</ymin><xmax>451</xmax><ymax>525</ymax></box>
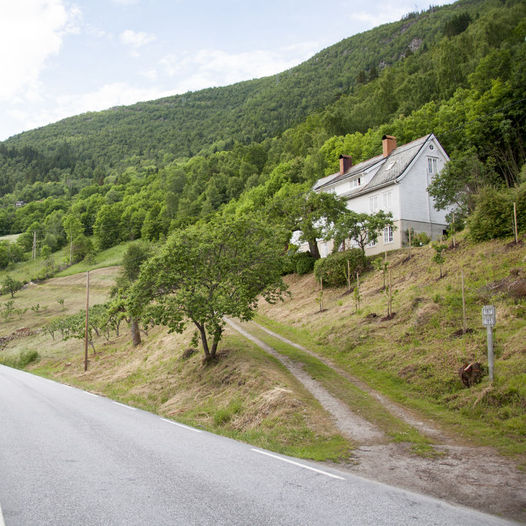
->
<box><xmin>482</xmin><ymin>305</ymin><xmax>496</xmax><ymax>381</ymax></box>
<box><xmin>482</xmin><ymin>305</ymin><xmax>496</xmax><ymax>326</ymax></box>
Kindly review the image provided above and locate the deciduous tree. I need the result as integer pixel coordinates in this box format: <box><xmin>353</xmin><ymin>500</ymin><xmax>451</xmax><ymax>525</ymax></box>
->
<box><xmin>327</xmin><ymin>209</ymin><xmax>394</xmax><ymax>255</ymax></box>
<box><xmin>131</xmin><ymin>216</ymin><xmax>286</xmax><ymax>361</ymax></box>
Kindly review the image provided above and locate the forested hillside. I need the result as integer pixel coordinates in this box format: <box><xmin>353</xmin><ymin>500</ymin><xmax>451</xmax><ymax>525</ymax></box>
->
<box><xmin>0</xmin><ymin>0</ymin><xmax>524</xmax><ymax>269</ymax></box>
<box><xmin>3</xmin><ymin>0</ymin><xmax>472</xmax><ymax>164</ymax></box>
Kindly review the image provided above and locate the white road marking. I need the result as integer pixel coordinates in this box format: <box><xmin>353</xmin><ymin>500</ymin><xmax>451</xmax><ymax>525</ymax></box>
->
<box><xmin>251</xmin><ymin>449</ymin><xmax>345</xmax><ymax>480</ymax></box>
<box><xmin>0</xmin><ymin>501</ymin><xmax>6</xmax><ymax>526</ymax></box>
<box><xmin>84</xmin><ymin>392</ymin><xmax>98</xmax><ymax>397</ymax></box>
<box><xmin>161</xmin><ymin>418</ymin><xmax>202</xmax><ymax>433</ymax></box>
<box><xmin>113</xmin><ymin>402</ymin><xmax>136</xmax><ymax>410</ymax></box>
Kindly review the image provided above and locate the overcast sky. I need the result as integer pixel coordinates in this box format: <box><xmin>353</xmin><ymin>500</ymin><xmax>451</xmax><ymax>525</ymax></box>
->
<box><xmin>0</xmin><ymin>0</ymin><xmax>453</xmax><ymax>141</ymax></box>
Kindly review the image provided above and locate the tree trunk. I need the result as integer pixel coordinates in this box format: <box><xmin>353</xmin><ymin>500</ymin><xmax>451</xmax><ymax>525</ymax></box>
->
<box><xmin>197</xmin><ymin>325</ymin><xmax>211</xmax><ymax>360</ymax></box>
<box><xmin>131</xmin><ymin>318</ymin><xmax>141</xmax><ymax>347</ymax></box>
<box><xmin>210</xmin><ymin>328</ymin><xmax>223</xmax><ymax>359</ymax></box>
<box><xmin>308</xmin><ymin>238</ymin><xmax>321</xmax><ymax>259</ymax></box>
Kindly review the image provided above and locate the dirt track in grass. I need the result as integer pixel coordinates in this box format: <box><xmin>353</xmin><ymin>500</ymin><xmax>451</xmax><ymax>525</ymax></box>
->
<box><xmin>228</xmin><ymin>319</ymin><xmax>526</xmax><ymax>523</ymax></box>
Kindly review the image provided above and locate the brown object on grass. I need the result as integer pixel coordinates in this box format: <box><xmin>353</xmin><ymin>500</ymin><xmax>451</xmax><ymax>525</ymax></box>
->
<box><xmin>459</xmin><ymin>362</ymin><xmax>484</xmax><ymax>387</ymax></box>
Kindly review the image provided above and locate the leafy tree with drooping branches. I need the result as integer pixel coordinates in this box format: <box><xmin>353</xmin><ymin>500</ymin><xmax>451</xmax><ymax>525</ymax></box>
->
<box><xmin>267</xmin><ymin>183</ymin><xmax>347</xmax><ymax>259</ymax></box>
<box><xmin>130</xmin><ymin>215</ymin><xmax>286</xmax><ymax>361</ymax></box>
<box><xmin>327</xmin><ymin>209</ymin><xmax>394</xmax><ymax>256</ymax></box>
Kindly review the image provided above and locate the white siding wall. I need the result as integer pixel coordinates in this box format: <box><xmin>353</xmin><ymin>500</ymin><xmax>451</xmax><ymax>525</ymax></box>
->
<box><xmin>343</xmin><ymin>184</ymin><xmax>401</xmax><ymax>219</ymax></box>
<box><xmin>398</xmin><ymin>138</ymin><xmax>448</xmax><ymax>228</ymax></box>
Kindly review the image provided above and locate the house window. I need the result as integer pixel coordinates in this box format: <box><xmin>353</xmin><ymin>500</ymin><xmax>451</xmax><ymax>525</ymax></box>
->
<box><xmin>350</xmin><ymin>177</ymin><xmax>361</xmax><ymax>189</ymax></box>
<box><xmin>369</xmin><ymin>195</ymin><xmax>379</xmax><ymax>213</ymax></box>
<box><xmin>427</xmin><ymin>157</ymin><xmax>438</xmax><ymax>174</ymax></box>
<box><xmin>384</xmin><ymin>225</ymin><xmax>394</xmax><ymax>244</ymax></box>
<box><xmin>367</xmin><ymin>238</ymin><xmax>377</xmax><ymax>247</ymax></box>
<box><xmin>382</xmin><ymin>191</ymin><xmax>392</xmax><ymax>211</ymax></box>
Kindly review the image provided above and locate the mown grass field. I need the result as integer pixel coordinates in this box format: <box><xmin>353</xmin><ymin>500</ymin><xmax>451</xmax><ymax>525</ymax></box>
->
<box><xmin>1</xmin><ymin>233</ymin><xmax>524</xmax><ymax>464</ymax></box>
<box><xmin>0</xmin><ymin>264</ymin><xmax>351</xmax><ymax>462</ymax></box>
<box><xmin>256</xmin><ymin>235</ymin><xmax>526</xmax><ymax>459</ymax></box>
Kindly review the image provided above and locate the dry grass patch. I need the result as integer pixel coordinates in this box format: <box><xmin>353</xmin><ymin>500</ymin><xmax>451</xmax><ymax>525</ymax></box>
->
<box><xmin>2</xmin><ymin>270</ymin><xmax>351</xmax><ymax>462</ymax></box>
<box><xmin>257</xmin><ymin>236</ymin><xmax>526</xmax><ymax>457</ymax></box>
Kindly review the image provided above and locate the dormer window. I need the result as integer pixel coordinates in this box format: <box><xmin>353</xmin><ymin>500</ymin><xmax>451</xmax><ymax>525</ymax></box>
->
<box><xmin>350</xmin><ymin>177</ymin><xmax>361</xmax><ymax>189</ymax></box>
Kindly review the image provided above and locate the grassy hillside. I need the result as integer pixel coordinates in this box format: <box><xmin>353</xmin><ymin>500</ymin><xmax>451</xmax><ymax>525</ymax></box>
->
<box><xmin>0</xmin><ymin>267</ymin><xmax>350</xmax><ymax>462</ymax></box>
<box><xmin>256</xmin><ymin>236</ymin><xmax>526</xmax><ymax>457</ymax></box>
<box><xmin>1</xmin><ymin>234</ymin><xmax>524</xmax><ymax>463</ymax></box>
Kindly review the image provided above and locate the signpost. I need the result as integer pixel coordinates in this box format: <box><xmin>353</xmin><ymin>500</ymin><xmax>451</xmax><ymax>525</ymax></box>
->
<box><xmin>482</xmin><ymin>305</ymin><xmax>496</xmax><ymax>381</ymax></box>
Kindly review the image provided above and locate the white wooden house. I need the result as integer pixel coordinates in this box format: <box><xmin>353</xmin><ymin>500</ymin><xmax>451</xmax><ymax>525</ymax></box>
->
<box><xmin>313</xmin><ymin>133</ymin><xmax>450</xmax><ymax>256</ymax></box>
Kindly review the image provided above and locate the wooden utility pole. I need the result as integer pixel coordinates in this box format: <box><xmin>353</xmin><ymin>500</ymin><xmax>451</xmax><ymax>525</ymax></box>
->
<box><xmin>461</xmin><ymin>269</ymin><xmax>467</xmax><ymax>334</ymax></box>
<box><xmin>347</xmin><ymin>259</ymin><xmax>351</xmax><ymax>291</ymax></box>
<box><xmin>451</xmin><ymin>212</ymin><xmax>456</xmax><ymax>248</ymax></box>
<box><xmin>32</xmin><ymin>231</ymin><xmax>37</xmax><ymax>260</ymax></box>
<box><xmin>355</xmin><ymin>271</ymin><xmax>360</xmax><ymax>312</ymax></box>
<box><xmin>513</xmin><ymin>202</ymin><xmax>518</xmax><ymax>244</ymax></box>
<box><xmin>69</xmin><ymin>225</ymin><xmax>73</xmax><ymax>265</ymax></box>
<box><xmin>408</xmin><ymin>228</ymin><xmax>412</xmax><ymax>257</ymax></box>
<box><xmin>387</xmin><ymin>269</ymin><xmax>392</xmax><ymax>317</ymax></box>
<box><xmin>319</xmin><ymin>277</ymin><xmax>324</xmax><ymax>312</ymax></box>
<box><xmin>84</xmin><ymin>271</ymin><xmax>90</xmax><ymax>372</ymax></box>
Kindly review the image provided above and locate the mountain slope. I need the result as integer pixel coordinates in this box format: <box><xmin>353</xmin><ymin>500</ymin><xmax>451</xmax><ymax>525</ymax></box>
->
<box><xmin>4</xmin><ymin>0</ymin><xmax>488</xmax><ymax>165</ymax></box>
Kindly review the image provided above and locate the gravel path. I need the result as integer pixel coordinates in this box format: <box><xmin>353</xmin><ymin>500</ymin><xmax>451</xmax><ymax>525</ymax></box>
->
<box><xmin>227</xmin><ymin>318</ymin><xmax>526</xmax><ymax>523</ymax></box>
<box><xmin>251</xmin><ymin>321</ymin><xmax>449</xmax><ymax>442</ymax></box>
<box><xmin>225</xmin><ymin>318</ymin><xmax>384</xmax><ymax>443</ymax></box>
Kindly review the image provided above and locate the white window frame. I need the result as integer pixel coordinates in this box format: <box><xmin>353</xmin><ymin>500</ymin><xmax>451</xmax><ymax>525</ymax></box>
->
<box><xmin>369</xmin><ymin>195</ymin><xmax>379</xmax><ymax>213</ymax></box>
<box><xmin>383</xmin><ymin>225</ymin><xmax>394</xmax><ymax>244</ymax></box>
<box><xmin>382</xmin><ymin>191</ymin><xmax>392</xmax><ymax>212</ymax></box>
<box><xmin>427</xmin><ymin>157</ymin><xmax>438</xmax><ymax>175</ymax></box>
<box><xmin>350</xmin><ymin>177</ymin><xmax>361</xmax><ymax>189</ymax></box>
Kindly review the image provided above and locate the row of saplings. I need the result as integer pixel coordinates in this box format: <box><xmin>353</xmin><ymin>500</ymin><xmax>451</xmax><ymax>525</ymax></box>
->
<box><xmin>43</xmin><ymin>247</ymin><xmax>370</xmax><ymax>355</ymax></box>
<box><xmin>40</xmin><ymin>214</ymin><xmax>486</xmax><ymax>389</ymax></box>
<box><xmin>286</xmin><ymin>246</ymin><xmax>487</xmax><ymax>389</ymax></box>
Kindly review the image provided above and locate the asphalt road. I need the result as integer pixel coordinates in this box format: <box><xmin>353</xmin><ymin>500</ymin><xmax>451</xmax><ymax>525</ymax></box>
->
<box><xmin>0</xmin><ymin>365</ymin><xmax>513</xmax><ymax>526</ymax></box>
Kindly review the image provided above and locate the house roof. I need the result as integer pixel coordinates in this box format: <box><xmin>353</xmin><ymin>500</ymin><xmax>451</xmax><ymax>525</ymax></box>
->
<box><xmin>314</xmin><ymin>134</ymin><xmax>432</xmax><ymax>198</ymax></box>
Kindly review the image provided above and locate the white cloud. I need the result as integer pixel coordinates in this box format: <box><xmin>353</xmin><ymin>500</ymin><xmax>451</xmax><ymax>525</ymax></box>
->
<box><xmin>6</xmin><ymin>82</ymin><xmax>174</xmax><ymax>137</ymax></box>
<box><xmin>339</xmin><ymin>0</ymin><xmax>423</xmax><ymax>30</ymax></box>
<box><xmin>0</xmin><ymin>0</ymin><xmax>79</xmax><ymax>100</ymax></box>
<box><xmin>112</xmin><ymin>0</ymin><xmax>140</xmax><ymax>4</ymax></box>
<box><xmin>159</xmin><ymin>43</ymin><xmax>320</xmax><ymax>93</ymax></box>
<box><xmin>56</xmin><ymin>82</ymin><xmax>172</xmax><ymax>111</ymax></box>
<box><xmin>141</xmin><ymin>69</ymin><xmax>158</xmax><ymax>81</ymax></box>
<box><xmin>120</xmin><ymin>29</ymin><xmax>156</xmax><ymax>49</ymax></box>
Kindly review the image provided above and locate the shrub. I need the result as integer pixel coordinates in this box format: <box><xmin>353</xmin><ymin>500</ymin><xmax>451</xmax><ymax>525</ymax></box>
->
<box><xmin>17</xmin><ymin>350</ymin><xmax>40</xmax><ymax>368</ymax></box>
<box><xmin>281</xmin><ymin>255</ymin><xmax>296</xmax><ymax>275</ymax></box>
<box><xmin>314</xmin><ymin>249</ymin><xmax>368</xmax><ymax>287</ymax></box>
<box><xmin>0</xmin><ymin>350</ymin><xmax>39</xmax><ymax>369</ymax></box>
<box><xmin>514</xmin><ymin>181</ymin><xmax>526</xmax><ymax>233</ymax></box>
<box><xmin>468</xmin><ymin>187</ymin><xmax>514</xmax><ymax>242</ymax></box>
<box><xmin>71</xmin><ymin>234</ymin><xmax>94</xmax><ymax>263</ymax></box>
<box><xmin>412</xmin><ymin>231</ymin><xmax>431</xmax><ymax>247</ymax></box>
<box><xmin>1</xmin><ymin>276</ymin><xmax>23</xmax><ymax>298</ymax></box>
<box><xmin>293</xmin><ymin>251</ymin><xmax>316</xmax><ymax>275</ymax></box>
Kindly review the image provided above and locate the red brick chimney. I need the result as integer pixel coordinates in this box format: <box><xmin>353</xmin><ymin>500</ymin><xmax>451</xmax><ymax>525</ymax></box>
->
<box><xmin>382</xmin><ymin>135</ymin><xmax>397</xmax><ymax>157</ymax></box>
<box><xmin>339</xmin><ymin>155</ymin><xmax>352</xmax><ymax>175</ymax></box>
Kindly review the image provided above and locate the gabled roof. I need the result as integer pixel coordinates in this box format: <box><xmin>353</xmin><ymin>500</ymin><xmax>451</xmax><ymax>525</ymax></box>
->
<box><xmin>315</xmin><ymin>134</ymin><xmax>433</xmax><ymax>198</ymax></box>
<box><xmin>313</xmin><ymin>154</ymin><xmax>384</xmax><ymax>191</ymax></box>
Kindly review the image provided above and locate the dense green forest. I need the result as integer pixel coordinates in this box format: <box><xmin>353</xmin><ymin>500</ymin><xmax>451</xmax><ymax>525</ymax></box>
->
<box><xmin>0</xmin><ymin>0</ymin><xmax>525</xmax><ymax>271</ymax></box>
